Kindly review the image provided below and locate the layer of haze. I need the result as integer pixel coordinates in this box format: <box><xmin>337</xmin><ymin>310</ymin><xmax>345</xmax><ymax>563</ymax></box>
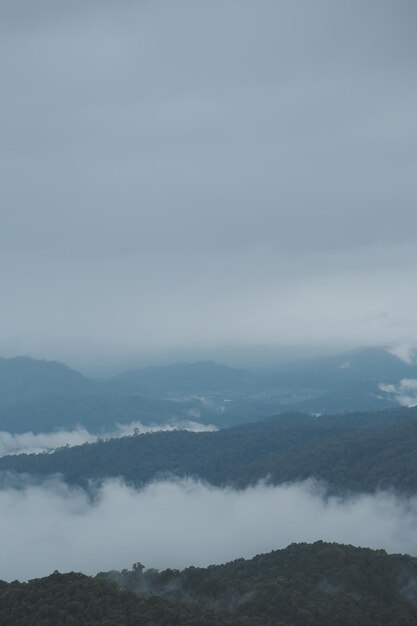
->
<box><xmin>1</xmin><ymin>477</ymin><xmax>417</xmax><ymax>581</ymax></box>
<box><xmin>1</xmin><ymin>1</ymin><xmax>417</xmax><ymax>367</ymax></box>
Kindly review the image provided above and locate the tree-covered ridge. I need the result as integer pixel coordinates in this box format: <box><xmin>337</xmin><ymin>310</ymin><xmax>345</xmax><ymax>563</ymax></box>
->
<box><xmin>1</xmin><ymin>543</ymin><xmax>417</xmax><ymax>625</ymax></box>
<box><xmin>99</xmin><ymin>542</ymin><xmax>417</xmax><ymax>625</ymax></box>
<box><xmin>0</xmin><ymin>408</ymin><xmax>417</xmax><ymax>494</ymax></box>
<box><xmin>100</xmin><ymin>542</ymin><xmax>417</xmax><ymax>626</ymax></box>
<box><xmin>0</xmin><ymin>572</ymin><xmax>253</xmax><ymax>626</ymax></box>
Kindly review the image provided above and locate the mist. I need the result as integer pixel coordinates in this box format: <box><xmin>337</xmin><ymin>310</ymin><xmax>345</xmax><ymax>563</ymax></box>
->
<box><xmin>379</xmin><ymin>380</ymin><xmax>417</xmax><ymax>408</ymax></box>
<box><xmin>2</xmin><ymin>477</ymin><xmax>417</xmax><ymax>582</ymax></box>
<box><xmin>0</xmin><ymin>421</ymin><xmax>216</xmax><ymax>457</ymax></box>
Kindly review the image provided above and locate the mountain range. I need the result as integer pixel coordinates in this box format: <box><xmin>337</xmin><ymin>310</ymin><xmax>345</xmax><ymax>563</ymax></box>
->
<box><xmin>0</xmin><ymin>346</ymin><xmax>416</xmax><ymax>433</ymax></box>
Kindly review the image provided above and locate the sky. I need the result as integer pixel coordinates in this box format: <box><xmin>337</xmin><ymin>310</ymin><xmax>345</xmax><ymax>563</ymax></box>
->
<box><xmin>1</xmin><ymin>0</ymin><xmax>417</xmax><ymax>369</ymax></box>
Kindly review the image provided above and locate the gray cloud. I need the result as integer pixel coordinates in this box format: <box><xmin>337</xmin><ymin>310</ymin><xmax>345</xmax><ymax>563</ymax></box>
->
<box><xmin>1</xmin><ymin>1</ymin><xmax>417</xmax><ymax>363</ymax></box>
<box><xmin>1</xmin><ymin>477</ymin><xmax>417</xmax><ymax>581</ymax></box>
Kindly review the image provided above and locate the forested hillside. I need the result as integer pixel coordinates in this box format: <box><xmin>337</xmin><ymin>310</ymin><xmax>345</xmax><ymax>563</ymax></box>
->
<box><xmin>0</xmin><ymin>572</ymin><xmax>250</xmax><ymax>626</ymax></box>
<box><xmin>1</xmin><ymin>542</ymin><xmax>417</xmax><ymax>625</ymax></box>
<box><xmin>100</xmin><ymin>541</ymin><xmax>417</xmax><ymax>625</ymax></box>
<box><xmin>1</xmin><ymin>408</ymin><xmax>416</xmax><ymax>494</ymax></box>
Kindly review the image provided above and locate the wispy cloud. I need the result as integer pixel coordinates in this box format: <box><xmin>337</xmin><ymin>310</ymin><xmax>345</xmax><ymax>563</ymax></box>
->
<box><xmin>379</xmin><ymin>379</ymin><xmax>417</xmax><ymax>407</ymax></box>
<box><xmin>387</xmin><ymin>343</ymin><xmax>416</xmax><ymax>365</ymax></box>
<box><xmin>0</xmin><ymin>421</ymin><xmax>216</xmax><ymax>457</ymax></box>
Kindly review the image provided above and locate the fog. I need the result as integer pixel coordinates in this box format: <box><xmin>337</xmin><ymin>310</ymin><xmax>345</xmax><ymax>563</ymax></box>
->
<box><xmin>2</xmin><ymin>477</ymin><xmax>417</xmax><ymax>582</ymax></box>
<box><xmin>1</xmin><ymin>0</ymin><xmax>417</xmax><ymax>367</ymax></box>
<box><xmin>0</xmin><ymin>421</ymin><xmax>216</xmax><ymax>457</ymax></box>
<box><xmin>380</xmin><ymin>380</ymin><xmax>417</xmax><ymax>408</ymax></box>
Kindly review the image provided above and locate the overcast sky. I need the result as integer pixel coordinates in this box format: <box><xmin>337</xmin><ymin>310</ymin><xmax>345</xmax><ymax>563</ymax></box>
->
<box><xmin>1</xmin><ymin>0</ymin><xmax>416</xmax><ymax>368</ymax></box>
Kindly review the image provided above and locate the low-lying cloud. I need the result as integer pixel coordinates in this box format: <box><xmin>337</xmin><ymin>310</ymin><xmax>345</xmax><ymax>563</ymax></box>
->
<box><xmin>1</xmin><ymin>477</ymin><xmax>417</xmax><ymax>582</ymax></box>
<box><xmin>0</xmin><ymin>421</ymin><xmax>216</xmax><ymax>457</ymax></box>
<box><xmin>388</xmin><ymin>343</ymin><xmax>417</xmax><ymax>365</ymax></box>
<box><xmin>379</xmin><ymin>379</ymin><xmax>417</xmax><ymax>407</ymax></box>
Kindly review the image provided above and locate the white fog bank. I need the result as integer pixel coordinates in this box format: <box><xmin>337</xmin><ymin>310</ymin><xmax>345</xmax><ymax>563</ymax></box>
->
<box><xmin>0</xmin><ymin>421</ymin><xmax>216</xmax><ymax>457</ymax></box>
<box><xmin>379</xmin><ymin>379</ymin><xmax>417</xmax><ymax>408</ymax></box>
<box><xmin>1</xmin><ymin>478</ymin><xmax>417</xmax><ymax>581</ymax></box>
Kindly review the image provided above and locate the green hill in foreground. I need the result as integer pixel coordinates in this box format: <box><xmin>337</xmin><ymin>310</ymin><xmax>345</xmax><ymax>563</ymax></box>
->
<box><xmin>1</xmin><ymin>542</ymin><xmax>417</xmax><ymax>625</ymax></box>
<box><xmin>0</xmin><ymin>572</ymin><xmax>250</xmax><ymax>626</ymax></box>
<box><xmin>98</xmin><ymin>541</ymin><xmax>417</xmax><ymax>625</ymax></box>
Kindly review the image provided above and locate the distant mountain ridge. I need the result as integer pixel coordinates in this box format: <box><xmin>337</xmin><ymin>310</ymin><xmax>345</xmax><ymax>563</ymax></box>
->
<box><xmin>108</xmin><ymin>346</ymin><xmax>417</xmax><ymax>398</ymax></box>
<box><xmin>109</xmin><ymin>360</ymin><xmax>256</xmax><ymax>396</ymax></box>
<box><xmin>0</xmin><ymin>347</ymin><xmax>416</xmax><ymax>433</ymax></box>
<box><xmin>0</xmin><ymin>357</ymin><xmax>93</xmax><ymax>409</ymax></box>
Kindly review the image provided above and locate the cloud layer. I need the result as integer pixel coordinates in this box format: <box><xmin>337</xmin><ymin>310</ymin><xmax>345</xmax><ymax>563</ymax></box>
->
<box><xmin>1</xmin><ymin>1</ymin><xmax>417</xmax><ymax>365</ymax></box>
<box><xmin>2</xmin><ymin>477</ymin><xmax>417</xmax><ymax>582</ymax></box>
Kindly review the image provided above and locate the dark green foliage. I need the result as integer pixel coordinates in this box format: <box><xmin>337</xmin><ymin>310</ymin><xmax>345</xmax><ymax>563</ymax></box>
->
<box><xmin>2</xmin><ymin>543</ymin><xmax>417</xmax><ymax>625</ymax></box>
<box><xmin>101</xmin><ymin>542</ymin><xmax>417</xmax><ymax>625</ymax></box>
<box><xmin>0</xmin><ymin>572</ymin><xmax>252</xmax><ymax>626</ymax></box>
<box><xmin>1</xmin><ymin>408</ymin><xmax>416</xmax><ymax>494</ymax></box>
